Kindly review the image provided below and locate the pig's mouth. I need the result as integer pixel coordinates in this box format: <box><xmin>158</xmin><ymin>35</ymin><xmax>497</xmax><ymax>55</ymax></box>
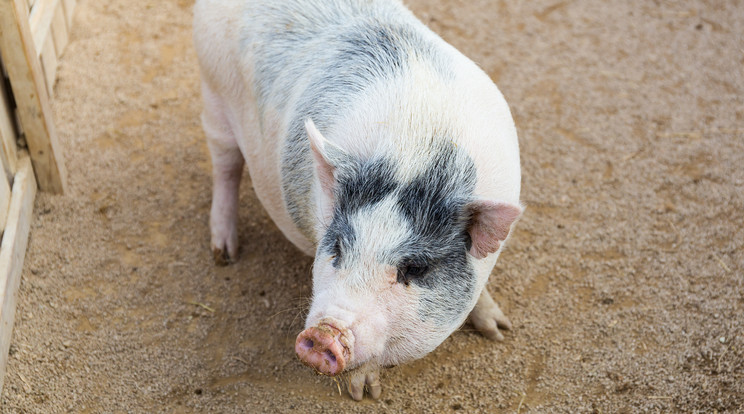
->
<box><xmin>295</xmin><ymin>319</ymin><xmax>355</xmax><ymax>376</ymax></box>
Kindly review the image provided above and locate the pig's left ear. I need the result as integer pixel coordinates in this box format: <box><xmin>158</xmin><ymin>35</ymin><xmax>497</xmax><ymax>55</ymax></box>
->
<box><xmin>466</xmin><ymin>200</ymin><xmax>523</xmax><ymax>259</ymax></box>
<box><xmin>305</xmin><ymin>119</ymin><xmax>343</xmax><ymax>199</ymax></box>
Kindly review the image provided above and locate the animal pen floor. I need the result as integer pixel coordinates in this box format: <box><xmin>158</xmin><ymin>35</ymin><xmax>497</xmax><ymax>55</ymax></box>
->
<box><xmin>2</xmin><ymin>0</ymin><xmax>743</xmax><ymax>412</ymax></box>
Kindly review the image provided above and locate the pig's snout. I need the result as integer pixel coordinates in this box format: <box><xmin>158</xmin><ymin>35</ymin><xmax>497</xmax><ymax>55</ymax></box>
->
<box><xmin>295</xmin><ymin>323</ymin><xmax>352</xmax><ymax>376</ymax></box>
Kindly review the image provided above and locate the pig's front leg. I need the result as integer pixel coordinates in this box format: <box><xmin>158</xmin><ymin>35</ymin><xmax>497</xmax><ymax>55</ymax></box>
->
<box><xmin>202</xmin><ymin>83</ymin><xmax>244</xmax><ymax>265</ymax></box>
<box><xmin>468</xmin><ymin>288</ymin><xmax>513</xmax><ymax>341</ymax></box>
<box><xmin>347</xmin><ymin>363</ymin><xmax>382</xmax><ymax>401</ymax></box>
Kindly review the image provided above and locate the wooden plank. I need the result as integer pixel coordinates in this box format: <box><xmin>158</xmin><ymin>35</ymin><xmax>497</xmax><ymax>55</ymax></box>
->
<box><xmin>28</xmin><ymin>0</ymin><xmax>59</xmax><ymax>57</ymax></box>
<box><xmin>0</xmin><ymin>154</ymin><xmax>10</xmax><ymax>231</ymax></box>
<box><xmin>0</xmin><ymin>154</ymin><xmax>37</xmax><ymax>397</ymax></box>
<box><xmin>60</xmin><ymin>0</ymin><xmax>72</xmax><ymax>27</ymax></box>
<box><xmin>50</xmin><ymin>1</ymin><xmax>67</xmax><ymax>56</ymax></box>
<box><xmin>0</xmin><ymin>0</ymin><xmax>67</xmax><ymax>193</ymax></box>
<box><xmin>39</xmin><ymin>33</ymin><xmax>57</xmax><ymax>98</ymax></box>
<box><xmin>0</xmin><ymin>63</ymin><xmax>18</xmax><ymax>178</ymax></box>
<box><xmin>0</xmin><ymin>51</ymin><xmax>7</xmax><ymax>77</ymax></box>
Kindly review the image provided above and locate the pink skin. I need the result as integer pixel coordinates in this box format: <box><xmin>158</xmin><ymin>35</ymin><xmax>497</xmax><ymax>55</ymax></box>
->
<box><xmin>297</xmin><ymin>258</ymin><xmax>422</xmax><ymax>375</ymax></box>
<box><xmin>468</xmin><ymin>200</ymin><xmax>523</xmax><ymax>259</ymax></box>
<box><xmin>295</xmin><ymin>320</ymin><xmax>353</xmax><ymax>376</ymax></box>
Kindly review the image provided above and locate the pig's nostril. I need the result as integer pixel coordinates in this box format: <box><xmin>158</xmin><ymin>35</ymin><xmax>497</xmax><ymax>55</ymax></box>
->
<box><xmin>295</xmin><ymin>326</ymin><xmax>349</xmax><ymax>376</ymax></box>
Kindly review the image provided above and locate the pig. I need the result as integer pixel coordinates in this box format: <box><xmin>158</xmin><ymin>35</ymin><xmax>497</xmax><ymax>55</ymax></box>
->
<box><xmin>193</xmin><ymin>0</ymin><xmax>523</xmax><ymax>401</ymax></box>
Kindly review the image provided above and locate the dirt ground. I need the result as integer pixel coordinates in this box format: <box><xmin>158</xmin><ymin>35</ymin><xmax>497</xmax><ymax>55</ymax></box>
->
<box><xmin>2</xmin><ymin>0</ymin><xmax>743</xmax><ymax>412</ymax></box>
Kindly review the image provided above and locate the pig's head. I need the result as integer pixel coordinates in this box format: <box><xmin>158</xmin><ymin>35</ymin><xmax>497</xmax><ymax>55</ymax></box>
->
<box><xmin>295</xmin><ymin>120</ymin><xmax>521</xmax><ymax>376</ymax></box>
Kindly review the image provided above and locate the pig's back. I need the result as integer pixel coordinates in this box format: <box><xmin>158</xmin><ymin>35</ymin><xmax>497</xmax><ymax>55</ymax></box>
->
<box><xmin>245</xmin><ymin>1</ymin><xmax>446</xmax><ymax>244</ymax></box>
<box><xmin>194</xmin><ymin>0</ymin><xmax>521</xmax><ymax>252</ymax></box>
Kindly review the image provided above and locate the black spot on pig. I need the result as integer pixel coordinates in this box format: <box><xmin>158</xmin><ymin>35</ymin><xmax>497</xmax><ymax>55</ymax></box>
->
<box><xmin>334</xmin><ymin>157</ymin><xmax>398</xmax><ymax>214</ymax></box>
<box><xmin>334</xmin><ymin>25</ymin><xmax>406</xmax><ymax>87</ymax></box>
<box><xmin>396</xmin><ymin>142</ymin><xmax>476</xmax><ymax>267</ymax></box>
<box><xmin>320</xmin><ymin>211</ymin><xmax>356</xmax><ymax>268</ymax></box>
<box><xmin>395</xmin><ymin>143</ymin><xmax>479</xmax><ymax>322</ymax></box>
<box><xmin>320</xmin><ymin>156</ymin><xmax>397</xmax><ymax>267</ymax></box>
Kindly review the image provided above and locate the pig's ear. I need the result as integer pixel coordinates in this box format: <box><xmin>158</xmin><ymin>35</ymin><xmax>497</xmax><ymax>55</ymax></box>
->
<box><xmin>305</xmin><ymin>119</ymin><xmax>339</xmax><ymax>199</ymax></box>
<box><xmin>466</xmin><ymin>200</ymin><xmax>523</xmax><ymax>259</ymax></box>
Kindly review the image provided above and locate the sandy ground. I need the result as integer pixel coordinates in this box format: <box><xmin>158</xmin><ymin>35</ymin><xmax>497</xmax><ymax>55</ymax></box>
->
<box><xmin>2</xmin><ymin>0</ymin><xmax>743</xmax><ymax>412</ymax></box>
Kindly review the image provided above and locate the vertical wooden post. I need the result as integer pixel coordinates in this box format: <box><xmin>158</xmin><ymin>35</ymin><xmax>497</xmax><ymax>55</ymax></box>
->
<box><xmin>61</xmin><ymin>0</ymin><xmax>73</xmax><ymax>27</ymax></box>
<box><xmin>50</xmin><ymin>2</ymin><xmax>68</xmax><ymax>55</ymax></box>
<box><xmin>0</xmin><ymin>0</ymin><xmax>66</xmax><ymax>193</ymax></box>
<box><xmin>0</xmin><ymin>56</ymin><xmax>18</xmax><ymax>179</ymax></box>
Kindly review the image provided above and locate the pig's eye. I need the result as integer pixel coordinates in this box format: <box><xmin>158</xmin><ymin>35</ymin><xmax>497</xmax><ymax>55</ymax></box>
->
<box><xmin>405</xmin><ymin>265</ymin><xmax>427</xmax><ymax>277</ymax></box>
<box><xmin>397</xmin><ymin>262</ymin><xmax>429</xmax><ymax>285</ymax></box>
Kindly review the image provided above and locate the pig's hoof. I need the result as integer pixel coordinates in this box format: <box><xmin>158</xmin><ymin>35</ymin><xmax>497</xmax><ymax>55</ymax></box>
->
<box><xmin>210</xmin><ymin>222</ymin><xmax>238</xmax><ymax>266</ymax></box>
<box><xmin>348</xmin><ymin>367</ymin><xmax>381</xmax><ymax>401</ymax></box>
<box><xmin>211</xmin><ymin>232</ymin><xmax>238</xmax><ymax>266</ymax></box>
<box><xmin>469</xmin><ymin>301</ymin><xmax>512</xmax><ymax>342</ymax></box>
<box><xmin>212</xmin><ymin>247</ymin><xmax>233</xmax><ymax>266</ymax></box>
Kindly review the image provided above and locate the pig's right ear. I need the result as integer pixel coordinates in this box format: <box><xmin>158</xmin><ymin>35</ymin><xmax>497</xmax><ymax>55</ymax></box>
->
<box><xmin>305</xmin><ymin>119</ymin><xmax>340</xmax><ymax>200</ymax></box>
<box><xmin>466</xmin><ymin>200</ymin><xmax>523</xmax><ymax>259</ymax></box>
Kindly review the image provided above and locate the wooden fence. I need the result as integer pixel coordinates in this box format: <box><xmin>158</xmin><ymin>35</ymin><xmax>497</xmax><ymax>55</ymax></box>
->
<box><xmin>0</xmin><ymin>0</ymin><xmax>74</xmax><ymax>396</ymax></box>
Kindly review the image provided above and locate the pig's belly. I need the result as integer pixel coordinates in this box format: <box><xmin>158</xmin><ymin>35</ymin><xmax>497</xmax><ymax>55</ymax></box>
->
<box><xmin>235</xmin><ymin>106</ymin><xmax>315</xmax><ymax>256</ymax></box>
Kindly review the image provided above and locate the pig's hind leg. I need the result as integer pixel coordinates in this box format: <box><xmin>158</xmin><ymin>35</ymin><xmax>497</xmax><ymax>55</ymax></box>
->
<box><xmin>201</xmin><ymin>82</ymin><xmax>244</xmax><ymax>265</ymax></box>
<box><xmin>469</xmin><ymin>288</ymin><xmax>513</xmax><ymax>341</ymax></box>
